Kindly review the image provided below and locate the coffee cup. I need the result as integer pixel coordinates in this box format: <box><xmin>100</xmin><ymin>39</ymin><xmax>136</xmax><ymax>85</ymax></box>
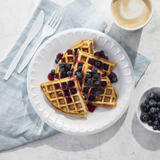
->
<box><xmin>110</xmin><ymin>0</ymin><xmax>154</xmax><ymax>31</ymax></box>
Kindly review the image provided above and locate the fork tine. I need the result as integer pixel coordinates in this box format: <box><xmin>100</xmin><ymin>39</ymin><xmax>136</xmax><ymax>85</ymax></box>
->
<box><xmin>51</xmin><ymin>13</ymin><xmax>62</xmax><ymax>27</ymax></box>
<box><xmin>52</xmin><ymin>15</ymin><xmax>63</xmax><ymax>31</ymax></box>
<box><xmin>49</xmin><ymin>12</ymin><xmax>60</xmax><ymax>26</ymax></box>
<box><xmin>47</xmin><ymin>11</ymin><xmax>57</xmax><ymax>25</ymax></box>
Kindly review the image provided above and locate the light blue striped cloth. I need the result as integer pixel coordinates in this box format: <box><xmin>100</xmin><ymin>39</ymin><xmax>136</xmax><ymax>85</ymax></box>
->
<box><xmin>0</xmin><ymin>0</ymin><xmax>149</xmax><ymax>151</ymax></box>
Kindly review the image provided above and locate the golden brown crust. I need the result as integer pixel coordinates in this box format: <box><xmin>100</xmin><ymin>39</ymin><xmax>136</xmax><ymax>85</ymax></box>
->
<box><xmin>41</xmin><ymin>76</ymin><xmax>89</xmax><ymax>117</ymax></box>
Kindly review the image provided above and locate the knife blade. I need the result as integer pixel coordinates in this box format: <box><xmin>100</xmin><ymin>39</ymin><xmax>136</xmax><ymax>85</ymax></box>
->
<box><xmin>4</xmin><ymin>10</ymin><xmax>44</xmax><ymax>80</ymax></box>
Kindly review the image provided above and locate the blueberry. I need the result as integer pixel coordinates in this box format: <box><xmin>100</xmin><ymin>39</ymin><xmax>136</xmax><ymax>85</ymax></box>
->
<box><xmin>155</xmin><ymin>95</ymin><xmax>159</xmax><ymax>102</ymax></box>
<box><xmin>93</xmin><ymin>73</ymin><xmax>100</xmax><ymax>79</ymax></box>
<box><xmin>158</xmin><ymin>112</ymin><xmax>160</xmax><ymax>120</ymax></box>
<box><xmin>158</xmin><ymin>124</ymin><xmax>160</xmax><ymax>130</ymax></box>
<box><xmin>155</xmin><ymin>117</ymin><xmax>159</xmax><ymax>121</ymax></box>
<box><xmin>65</xmin><ymin>64</ymin><xmax>72</xmax><ymax>71</ymax></box>
<box><xmin>68</xmin><ymin>81</ymin><xmax>75</xmax><ymax>87</ymax></box>
<box><xmin>153</xmin><ymin>120</ymin><xmax>159</xmax><ymax>126</ymax></box>
<box><xmin>51</xmin><ymin>69</ymin><xmax>55</xmax><ymax>75</ymax></box>
<box><xmin>86</xmin><ymin>78</ymin><xmax>92</xmax><ymax>83</ymax></box>
<box><xmin>76</xmin><ymin>72</ymin><xmax>82</xmax><ymax>79</ymax></box>
<box><xmin>85</xmin><ymin>78</ymin><xmax>92</xmax><ymax>87</ymax></box>
<box><xmin>156</xmin><ymin>92</ymin><xmax>160</xmax><ymax>100</ymax></box>
<box><xmin>157</xmin><ymin>102</ymin><xmax>160</xmax><ymax>108</ymax></box>
<box><xmin>95</xmin><ymin>61</ymin><xmax>101</xmax><ymax>68</ymax></box>
<box><xmin>61</xmin><ymin>72</ymin><xmax>67</xmax><ymax>78</ymax></box>
<box><xmin>83</xmin><ymin>87</ymin><xmax>89</xmax><ymax>93</ymax></box>
<box><xmin>85</xmin><ymin>72</ymin><xmax>92</xmax><ymax>78</ymax></box>
<box><xmin>147</xmin><ymin>111</ymin><xmax>152</xmax><ymax>117</ymax></box>
<box><xmin>150</xmin><ymin>107</ymin><xmax>156</xmax><ymax>113</ymax></box>
<box><xmin>103</xmin><ymin>56</ymin><xmax>108</xmax><ymax>60</ymax></box>
<box><xmin>99</xmin><ymin>50</ymin><xmax>105</xmax><ymax>56</ymax></box>
<box><xmin>146</xmin><ymin>105</ymin><xmax>150</xmax><ymax>111</ymax></box>
<box><xmin>67</xmin><ymin>71</ymin><xmax>72</xmax><ymax>77</ymax></box>
<box><xmin>90</xmin><ymin>88</ymin><xmax>97</xmax><ymax>95</ymax></box>
<box><xmin>143</xmin><ymin>108</ymin><xmax>147</xmax><ymax>112</ymax></box>
<box><xmin>92</xmin><ymin>68</ymin><xmax>98</xmax><ymax>74</ymax></box>
<box><xmin>55</xmin><ymin>58</ymin><xmax>59</xmax><ymax>64</ymax></box>
<box><xmin>71</xmin><ymin>88</ymin><xmax>77</xmax><ymax>94</ymax></box>
<box><xmin>153</xmin><ymin>125</ymin><xmax>158</xmax><ymax>130</ymax></box>
<box><xmin>59</xmin><ymin>62</ymin><xmax>65</xmax><ymax>68</ymax></box>
<box><xmin>153</xmin><ymin>113</ymin><xmax>158</xmax><ymax>118</ymax></box>
<box><xmin>85</xmin><ymin>82</ymin><xmax>91</xmax><ymax>87</ymax></box>
<box><xmin>145</xmin><ymin>99</ymin><xmax>149</xmax><ymax>104</ymax></box>
<box><xmin>93</xmin><ymin>80</ymin><xmax>99</xmax><ymax>86</ymax></box>
<box><xmin>141</xmin><ymin>102</ymin><xmax>146</xmax><ymax>111</ymax></box>
<box><xmin>148</xmin><ymin>120</ymin><xmax>153</xmax><ymax>126</ymax></box>
<box><xmin>78</xmin><ymin>66</ymin><xmax>82</xmax><ymax>71</ymax></box>
<box><xmin>157</xmin><ymin>108</ymin><xmax>160</xmax><ymax>112</ymax></box>
<box><xmin>101</xmin><ymin>81</ymin><xmax>107</xmax><ymax>87</ymax></box>
<box><xmin>149</xmin><ymin>99</ymin><xmax>157</xmax><ymax>107</ymax></box>
<box><xmin>99</xmin><ymin>89</ymin><xmax>104</xmax><ymax>94</ymax></box>
<box><xmin>151</xmin><ymin>117</ymin><xmax>155</xmax><ymax>122</ymax></box>
<box><xmin>111</xmin><ymin>77</ymin><xmax>118</xmax><ymax>83</ymax></box>
<box><xmin>148</xmin><ymin>92</ymin><xmax>155</xmax><ymax>100</ymax></box>
<box><xmin>140</xmin><ymin>112</ymin><xmax>149</xmax><ymax>122</ymax></box>
<box><xmin>95</xmin><ymin>91</ymin><xmax>100</xmax><ymax>96</ymax></box>
<box><xmin>88</xmin><ymin>95</ymin><xmax>96</xmax><ymax>101</ymax></box>
<box><xmin>83</xmin><ymin>94</ymin><xmax>88</xmax><ymax>99</ymax></box>
<box><xmin>60</xmin><ymin>67</ymin><xmax>65</xmax><ymax>72</ymax></box>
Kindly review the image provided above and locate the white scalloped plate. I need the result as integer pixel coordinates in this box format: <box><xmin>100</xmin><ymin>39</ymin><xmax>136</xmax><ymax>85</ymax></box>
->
<box><xmin>27</xmin><ymin>28</ymin><xmax>134</xmax><ymax>135</ymax></box>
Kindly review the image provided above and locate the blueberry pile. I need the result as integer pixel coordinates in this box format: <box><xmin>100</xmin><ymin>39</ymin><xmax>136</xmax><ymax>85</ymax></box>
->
<box><xmin>59</xmin><ymin>62</ymin><xmax>72</xmax><ymax>72</ymax></box>
<box><xmin>140</xmin><ymin>92</ymin><xmax>160</xmax><ymax>131</ymax></box>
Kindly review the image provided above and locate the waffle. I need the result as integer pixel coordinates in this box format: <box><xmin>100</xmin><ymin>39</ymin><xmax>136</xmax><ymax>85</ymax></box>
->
<box><xmin>55</xmin><ymin>39</ymin><xmax>94</xmax><ymax>76</ymax></box>
<box><xmin>72</xmin><ymin>50</ymin><xmax>117</xmax><ymax>76</ymax></box>
<box><xmin>41</xmin><ymin>76</ymin><xmax>89</xmax><ymax>117</ymax></box>
<box><xmin>73</xmin><ymin>63</ymin><xmax>118</xmax><ymax>108</ymax></box>
<box><xmin>70</xmin><ymin>39</ymin><xmax>94</xmax><ymax>54</ymax></box>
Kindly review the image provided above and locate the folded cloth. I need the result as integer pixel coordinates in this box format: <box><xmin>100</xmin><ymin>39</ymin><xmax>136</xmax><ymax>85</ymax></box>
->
<box><xmin>0</xmin><ymin>0</ymin><xmax>150</xmax><ymax>152</ymax></box>
<box><xmin>0</xmin><ymin>0</ymin><xmax>107</xmax><ymax>151</ymax></box>
<box><xmin>106</xmin><ymin>32</ymin><xmax>150</xmax><ymax>86</ymax></box>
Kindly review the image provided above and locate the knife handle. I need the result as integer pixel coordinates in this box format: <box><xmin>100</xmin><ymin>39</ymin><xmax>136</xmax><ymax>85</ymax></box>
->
<box><xmin>17</xmin><ymin>36</ymin><xmax>44</xmax><ymax>74</ymax></box>
<box><xmin>4</xmin><ymin>37</ymin><xmax>31</xmax><ymax>80</ymax></box>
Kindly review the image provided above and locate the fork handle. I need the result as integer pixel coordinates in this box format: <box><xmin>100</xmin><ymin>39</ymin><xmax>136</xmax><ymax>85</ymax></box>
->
<box><xmin>17</xmin><ymin>36</ymin><xmax>44</xmax><ymax>73</ymax></box>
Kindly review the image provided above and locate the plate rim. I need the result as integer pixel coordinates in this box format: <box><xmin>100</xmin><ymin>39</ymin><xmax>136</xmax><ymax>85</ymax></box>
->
<box><xmin>27</xmin><ymin>28</ymin><xmax>135</xmax><ymax>135</ymax></box>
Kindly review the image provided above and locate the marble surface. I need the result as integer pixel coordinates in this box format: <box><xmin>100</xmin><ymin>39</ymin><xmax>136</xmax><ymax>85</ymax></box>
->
<box><xmin>1</xmin><ymin>0</ymin><xmax>160</xmax><ymax>159</ymax></box>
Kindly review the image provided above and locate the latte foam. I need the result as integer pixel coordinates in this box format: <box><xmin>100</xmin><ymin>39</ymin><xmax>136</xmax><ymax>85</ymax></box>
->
<box><xmin>111</xmin><ymin>0</ymin><xmax>152</xmax><ymax>29</ymax></box>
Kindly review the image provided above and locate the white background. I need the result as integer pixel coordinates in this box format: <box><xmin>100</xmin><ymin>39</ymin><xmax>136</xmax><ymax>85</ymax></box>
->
<box><xmin>1</xmin><ymin>0</ymin><xmax>160</xmax><ymax>160</ymax></box>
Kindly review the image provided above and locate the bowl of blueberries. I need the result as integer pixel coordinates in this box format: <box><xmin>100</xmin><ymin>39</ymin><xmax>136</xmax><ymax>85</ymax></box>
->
<box><xmin>137</xmin><ymin>87</ymin><xmax>160</xmax><ymax>132</ymax></box>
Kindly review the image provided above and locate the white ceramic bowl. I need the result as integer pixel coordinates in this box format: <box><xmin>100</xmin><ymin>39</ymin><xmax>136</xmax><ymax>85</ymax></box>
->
<box><xmin>136</xmin><ymin>87</ymin><xmax>160</xmax><ymax>133</ymax></box>
<box><xmin>110</xmin><ymin>0</ymin><xmax>154</xmax><ymax>31</ymax></box>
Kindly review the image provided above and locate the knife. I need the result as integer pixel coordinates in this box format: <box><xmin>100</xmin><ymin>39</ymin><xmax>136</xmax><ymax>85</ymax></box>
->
<box><xmin>4</xmin><ymin>10</ymin><xmax>44</xmax><ymax>80</ymax></box>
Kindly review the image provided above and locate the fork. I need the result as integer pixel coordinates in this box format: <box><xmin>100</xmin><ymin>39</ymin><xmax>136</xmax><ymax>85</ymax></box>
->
<box><xmin>17</xmin><ymin>11</ymin><xmax>63</xmax><ymax>73</ymax></box>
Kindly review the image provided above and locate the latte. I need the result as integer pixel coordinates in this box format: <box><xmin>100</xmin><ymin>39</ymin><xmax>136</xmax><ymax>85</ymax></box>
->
<box><xmin>111</xmin><ymin>0</ymin><xmax>153</xmax><ymax>29</ymax></box>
